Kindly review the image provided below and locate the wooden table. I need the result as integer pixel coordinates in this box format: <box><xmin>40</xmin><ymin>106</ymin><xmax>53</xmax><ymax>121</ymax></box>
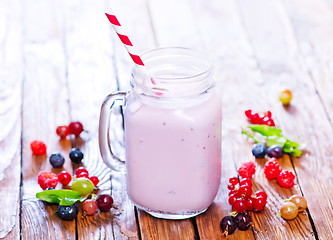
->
<box><xmin>1</xmin><ymin>0</ymin><xmax>333</xmax><ymax>239</ymax></box>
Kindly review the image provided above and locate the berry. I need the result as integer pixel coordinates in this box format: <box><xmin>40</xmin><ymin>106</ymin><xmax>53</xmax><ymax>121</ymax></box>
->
<box><xmin>58</xmin><ymin>171</ymin><xmax>72</xmax><ymax>185</ymax></box>
<box><xmin>227</xmin><ymin>184</ymin><xmax>235</xmax><ymax>190</ymax></box>
<box><xmin>251</xmin><ymin>143</ymin><xmax>267</xmax><ymax>158</ymax></box>
<box><xmin>45</xmin><ymin>187</ymin><xmax>55</xmax><ymax>191</ymax></box>
<box><xmin>280</xmin><ymin>202</ymin><xmax>298</xmax><ymax>220</ymax></box>
<box><xmin>233</xmin><ymin>198</ymin><xmax>247</xmax><ymax>213</ymax></box>
<box><xmin>82</xmin><ymin>199</ymin><xmax>98</xmax><ymax>216</ymax></box>
<box><xmin>69</xmin><ymin>121</ymin><xmax>84</xmax><ymax>137</ymax></box>
<box><xmin>69</xmin><ymin>148</ymin><xmax>84</xmax><ymax>163</ymax></box>
<box><xmin>235</xmin><ymin>212</ymin><xmax>252</xmax><ymax>230</ymax></box>
<box><xmin>56</xmin><ymin>126</ymin><xmax>70</xmax><ymax>139</ymax></box>
<box><xmin>228</xmin><ymin>189</ymin><xmax>239</xmax><ymax>197</ymax></box>
<box><xmin>238</xmin><ymin>185</ymin><xmax>252</xmax><ymax>199</ymax></box>
<box><xmin>278</xmin><ymin>89</ymin><xmax>293</xmax><ymax>106</ymax></box>
<box><xmin>251</xmin><ymin>113</ymin><xmax>261</xmax><ymax>124</ymax></box>
<box><xmin>254</xmin><ymin>190</ymin><xmax>268</xmax><ymax>201</ymax></box>
<box><xmin>289</xmin><ymin>195</ymin><xmax>307</xmax><ymax>212</ymax></box>
<box><xmin>245</xmin><ymin>197</ymin><xmax>254</xmax><ymax>210</ymax></box>
<box><xmin>264</xmin><ymin>119</ymin><xmax>275</xmax><ymax>127</ymax></box>
<box><xmin>264</xmin><ymin>158</ymin><xmax>282</xmax><ymax>180</ymax></box>
<box><xmin>71</xmin><ymin>178</ymin><xmax>95</xmax><ymax>195</ymax></box>
<box><xmin>49</xmin><ymin>153</ymin><xmax>65</xmax><ymax>168</ymax></box>
<box><xmin>267</xmin><ymin>145</ymin><xmax>284</xmax><ymax>158</ymax></box>
<box><xmin>30</xmin><ymin>140</ymin><xmax>47</xmax><ymax>155</ymax></box>
<box><xmin>89</xmin><ymin>176</ymin><xmax>99</xmax><ymax>187</ymax></box>
<box><xmin>229</xmin><ymin>177</ymin><xmax>239</xmax><ymax>186</ymax></box>
<box><xmin>238</xmin><ymin>161</ymin><xmax>256</xmax><ymax>179</ymax></box>
<box><xmin>58</xmin><ymin>204</ymin><xmax>79</xmax><ymax>220</ymax></box>
<box><xmin>220</xmin><ymin>215</ymin><xmax>237</xmax><ymax>235</ymax></box>
<box><xmin>265</xmin><ymin>111</ymin><xmax>272</xmax><ymax>118</ymax></box>
<box><xmin>252</xmin><ymin>196</ymin><xmax>267</xmax><ymax>211</ymax></box>
<box><xmin>75</xmin><ymin>167</ymin><xmax>89</xmax><ymax>176</ymax></box>
<box><xmin>77</xmin><ymin>172</ymin><xmax>89</xmax><ymax>178</ymax></box>
<box><xmin>228</xmin><ymin>194</ymin><xmax>237</xmax><ymax>205</ymax></box>
<box><xmin>96</xmin><ymin>194</ymin><xmax>113</xmax><ymax>212</ymax></box>
<box><xmin>38</xmin><ymin>171</ymin><xmax>58</xmax><ymax>190</ymax></box>
<box><xmin>239</xmin><ymin>178</ymin><xmax>252</xmax><ymax>188</ymax></box>
<box><xmin>277</xmin><ymin>170</ymin><xmax>295</xmax><ymax>188</ymax></box>
<box><xmin>245</xmin><ymin>109</ymin><xmax>253</xmax><ymax>118</ymax></box>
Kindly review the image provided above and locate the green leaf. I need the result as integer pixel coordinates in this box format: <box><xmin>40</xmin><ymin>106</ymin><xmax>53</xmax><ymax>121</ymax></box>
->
<box><xmin>248</xmin><ymin>124</ymin><xmax>282</xmax><ymax>136</ymax></box>
<box><xmin>36</xmin><ymin>190</ymin><xmax>85</xmax><ymax>206</ymax></box>
<box><xmin>266</xmin><ymin>135</ymin><xmax>287</xmax><ymax>147</ymax></box>
<box><xmin>241</xmin><ymin>129</ymin><xmax>261</xmax><ymax>143</ymax></box>
<box><xmin>290</xmin><ymin>148</ymin><xmax>302</xmax><ymax>157</ymax></box>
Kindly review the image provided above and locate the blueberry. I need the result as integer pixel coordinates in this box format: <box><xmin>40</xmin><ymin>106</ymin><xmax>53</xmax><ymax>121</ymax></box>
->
<box><xmin>267</xmin><ymin>145</ymin><xmax>284</xmax><ymax>158</ymax></box>
<box><xmin>69</xmin><ymin>148</ymin><xmax>84</xmax><ymax>163</ymax></box>
<box><xmin>45</xmin><ymin>187</ymin><xmax>55</xmax><ymax>191</ymax></box>
<box><xmin>58</xmin><ymin>204</ymin><xmax>79</xmax><ymax>221</ymax></box>
<box><xmin>251</xmin><ymin>143</ymin><xmax>267</xmax><ymax>158</ymax></box>
<box><xmin>49</xmin><ymin>153</ymin><xmax>65</xmax><ymax>168</ymax></box>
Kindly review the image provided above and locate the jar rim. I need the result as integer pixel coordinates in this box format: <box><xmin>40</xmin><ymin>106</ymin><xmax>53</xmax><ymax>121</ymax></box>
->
<box><xmin>134</xmin><ymin>47</ymin><xmax>213</xmax><ymax>81</ymax></box>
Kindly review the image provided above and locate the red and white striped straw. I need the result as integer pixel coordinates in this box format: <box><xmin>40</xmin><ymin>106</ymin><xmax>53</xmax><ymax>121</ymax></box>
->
<box><xmin>105</xmin><ymin>13</ymin><xmax>146</xmax><ymax>67</ymax></box>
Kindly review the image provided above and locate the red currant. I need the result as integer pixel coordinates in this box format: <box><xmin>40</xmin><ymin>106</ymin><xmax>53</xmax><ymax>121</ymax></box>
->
<box><xmin>229</xmin><ymin>177</ymin><xmax>239</xmax><ymax>186</ymax></box>
<box><xmin>245</xmin><ymin>109</ymin><xmax>252</xmax><ymax>118</ymax></box>
<box><xmin>277</xmin><ymin>170</ymin><xmax>295</xmax><ymax>188</ymax></box>
<box><xmin>251</xmin><ymin>113</ymin><xmax>261</xmax><ymax>124</ymax></box>
<box><xmin>56</xmin><ymin>126</ymin><xmax>70</xmax><ymax>139</ymax></box>
<box><xmin>265</xmin><ymin>111</ymin><xmax>272</xmax><ymax>118</ymax></box>
<box><xmin>254</xmin><ymin>190</ymin><xmax>268</xmax><ymax>201</ymax></box>
<box><xmin>227</xmin><ymin>184</ymin><xmax>235</xmax><ymax>190</ymax></box>
<box><xmin>245</xmin><ymin>197</ymin><xmax>254</xmax><ymax>211</ymax></box>
<box><xmin>238</xmin><ymin>185</ymin><xmax>252</xmax><ymax>199</ymax></box>
<box><xmin>238</xmin><ymin>161</ymin><xmax>256</xmax><ymax>179</ymax></box>
<box><xmin>58</xmin><ymin>171</ymin><xmax>72</xmax><ymax>186</ymax></box>
<box><xmin>233</xmin><ymin>198</ymin><xmax>247</xmax><ymax>213</ymax></box>
<box><xmin>265</xmin><ymin>119</ymin><xmax>275</xmax><ymax>126</ymax></box>
<box><xmin>75</xmin><ymin>167</ymin><xmax>89</xmax><ymax>176</ymax></box>
<box><xmin>228</xmin><ymin>189</ymin><xmax>239</xmax><ymax>197</ymax></box>
<box><xmin>69</xmin><ymin>121</ymin><xmax>84</xmax><ymax>137</ymax></box>
<box><xmin>239</xmin><ymin>178</ymin><xmax>252</xmax><ymax>188</ymax></box>
<box><xmin>30</xmin><ymin>140</ymin><xmax>47</xmax><ymax>155</ymax></box>
<box><xmin>253</xmin><ymin>196</ymin><xmax>267</xmax><ymax>211</ymax></box>
<box><xmin>264</xmin><ymin>158</ymin><xmax>282</xmax><ymax>180</ymax></box>
<box><xmin>89</xmin><ymin>176</ymin><xmax>99</xmax><ymax>187</ymax></box>
<box><xmin>228</xmin><ymin>194</ymin><xmax>237</xmax><ymax>205</ymax></box>
<box><xmin>77</xmin><ymin>172</ymin><xmax>89</xmax><ymax>179</ymax></box>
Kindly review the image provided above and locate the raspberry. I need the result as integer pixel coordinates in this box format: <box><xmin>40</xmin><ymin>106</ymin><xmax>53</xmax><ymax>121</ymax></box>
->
<box><xmin>277</xmin><ymin>170</ymin><xmax>295</xmax><ymax>188</ymax></box>
<box><xmin>238</xmin><ymin>161</ymin><xmax>256</xmax><ymax>179</ymax></box>
<box><xmin>38</xmin><ymin>171</ymin><xmax>58</xmax><ymax>190</ymax></box>
<box><xmin>30</xmin><ymin>140</ymin><xmax>47</xmax><ymax>155</ymax></box>
<box><xmin>69</xmin><ymin>121</ymin><xmax>84</xmax><ymax>137</ymax></box>
<box><xmin>264</xmin><ymin>158</ymin><xmax>282</xmax><ymax>180</ymax></box>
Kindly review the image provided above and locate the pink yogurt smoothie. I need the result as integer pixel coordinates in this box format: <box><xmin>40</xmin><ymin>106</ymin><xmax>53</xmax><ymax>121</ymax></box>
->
<box><xmin>124</xmin><ymin>91</ymin><xmax>221</xmax><ymax>214</ymax></box>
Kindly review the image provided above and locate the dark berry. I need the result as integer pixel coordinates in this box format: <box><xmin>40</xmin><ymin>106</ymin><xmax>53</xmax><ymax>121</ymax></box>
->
<box><xmin>58</xmin><ymin>171</ymin><xmax>72</xmax><ymax>185</ymax></box>
<box><xmin>220</xmin><ymin>215</ymin><xmax>237</xmax><ymax>235</ymax></box>
<box><xmin>251</xmin><ymin>143</ymin><xmax>267</xmax><ymax>158</ymax></box>
<box><xmin>277</xmin><ymin>170</ymin><xmax>295</xmax><ymax>188</ymax></box>
<box><xmin>69</xmin><ymin>121</ymin><xmax>84</xmax><ymax>137</ymax></box>
<box><xmin>45</xmin><ymin>187</ymin><xmax>55</xmax><ymax>191</ymax></box>
<box><xmin>235</xmin><ymin>212</ymin><xmax>252</xmax><ymax>230</ymax></box>
<box><xmin>58</xmin><ymin>204</ymin><xmax>79</xmax><ymax>220</ymax></box>
<box><xmin>96</xmin><ymin>194</ymin><xmax>113</xmax><ymax>212</ymax></box>
<box><xmin>264</xmin><ymin>158</ymin><xmax>282</xmax><ymax>180</ymax></box>
<box><xmin>49</xmin><ymin>153</ymin><xmax>65</xmax><ymax>168</ymax></box>
<box><xmin>238</xmin><ymin>161</ymin><xmax>256</xmax><ymax>179</ymax></box>
<box><xmin>56</xmin><ymin>126</ymin><xmax>70</xmax><ymax>139</ymax></box>
<box><xmin>267</xmin><ymin>145</ymin><xmax>284</xmax><ymax>158</ymax></box>
<box><xmin>69</xmin><ymin>148</ymin><xmax>84</xmax><ymax>163</ymax></box>
<box><xmin>30</xmin><ymin>140</ymin><xmax>47</xmax><ymax>155</ymax></box>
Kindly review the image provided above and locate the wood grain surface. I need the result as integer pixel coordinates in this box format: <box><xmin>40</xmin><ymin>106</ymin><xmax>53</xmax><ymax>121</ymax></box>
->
<box><xmin>1</xmin><ymin>0</ymin><xmax>333</xmax><ymax>239</ymax></box>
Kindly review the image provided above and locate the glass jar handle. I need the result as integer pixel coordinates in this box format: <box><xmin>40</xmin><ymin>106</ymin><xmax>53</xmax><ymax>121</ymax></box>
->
<box><xmin>99</xmin><ymin>91</ymin><xmax>127</xmax><ymax>172</ymax></box>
